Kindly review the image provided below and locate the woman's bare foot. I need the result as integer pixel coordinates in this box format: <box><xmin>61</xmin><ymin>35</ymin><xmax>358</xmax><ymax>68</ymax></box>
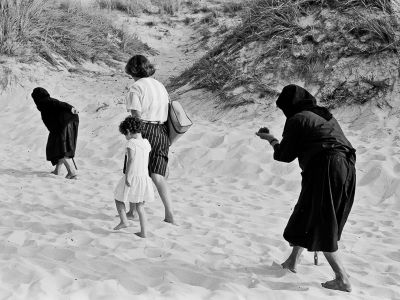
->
<box><xmin>164</xmin><ymin>214</ymin><xmax>176</xmax><ymax>225</ymax></box>
<box><xmin>114</xmin><ymin>222</ymin><xmax>128</xmax><ymax>230</ymax></box>
<box><xmin>281</xmin><ymin>258</ymin><xmax>297</xmax><ymax>273</ymax></box>
<box><xmin>322</xmin><ymin>278</ymin><xmax>351</xmax><ymax>292</ymax></box>
<box><xmin>66</xmin><ymin>173</ymin><xmax>78</xmax><ymax>179</ymax></box>
<box><xmin>135</xmin><ymin>232</ymin><xmax>146</xmax><ymax>238</ymax></box>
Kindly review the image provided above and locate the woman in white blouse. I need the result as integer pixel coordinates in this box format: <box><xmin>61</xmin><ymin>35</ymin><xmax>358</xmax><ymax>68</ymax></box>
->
<box><xmin>125</xmin><ymin>55</ymin><xmax>174</xmax><ymax>224</ymax></box>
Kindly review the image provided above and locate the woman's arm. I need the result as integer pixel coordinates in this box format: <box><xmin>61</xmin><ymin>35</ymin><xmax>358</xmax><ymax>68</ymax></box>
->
<box><xmin>273</xmin><ymin>117</ymin><xmax>303</xmax><ymax>163</ymax></box>
<box><xmin>125</xmin><ymin>148</ymin><xmax>134</xmax><ymax>186</ymax></box>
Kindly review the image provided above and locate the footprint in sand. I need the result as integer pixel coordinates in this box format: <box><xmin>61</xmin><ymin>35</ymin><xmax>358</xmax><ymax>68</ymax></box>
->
<box><xmin>358</xmin><ymin>166</ymin><xmax>382</xmax><ymax>186</ymax></box>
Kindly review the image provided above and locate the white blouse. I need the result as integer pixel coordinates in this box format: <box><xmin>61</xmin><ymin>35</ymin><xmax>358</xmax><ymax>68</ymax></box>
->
<box><xmin>125</xmin><ymin>77</ymin><xmax>169</xmax><ymax>122</ymax></box>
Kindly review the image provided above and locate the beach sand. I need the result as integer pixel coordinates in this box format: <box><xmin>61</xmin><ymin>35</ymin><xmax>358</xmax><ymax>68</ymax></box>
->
<box><xmin>0</xmin><ymin>9</ymin><xmax>400</xmax><ymax>300</ymax></box>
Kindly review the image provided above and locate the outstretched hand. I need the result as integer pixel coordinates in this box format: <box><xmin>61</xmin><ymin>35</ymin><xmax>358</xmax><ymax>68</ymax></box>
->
<box><xmin>256</xmin><ymin>127</ymin><xmax>276</xmax><ymax>143</ymax></box>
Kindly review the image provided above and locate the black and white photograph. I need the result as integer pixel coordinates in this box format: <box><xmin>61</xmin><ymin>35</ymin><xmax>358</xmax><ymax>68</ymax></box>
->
<box><xmin>0</xmin><ymin>0</ymin><xmax>399</xmax><ymax>299</ymax></box>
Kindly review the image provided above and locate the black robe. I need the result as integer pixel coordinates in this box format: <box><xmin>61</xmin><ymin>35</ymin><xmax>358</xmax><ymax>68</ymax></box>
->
<box><xmin>32</xmin><ymin>87</ymin><xmax>79</xmax><ymax>165</ymax></box>
<box><xmin>273</xmin><ymin>85</ymin><xmax>356</xmax><ymax>252</ymax></box>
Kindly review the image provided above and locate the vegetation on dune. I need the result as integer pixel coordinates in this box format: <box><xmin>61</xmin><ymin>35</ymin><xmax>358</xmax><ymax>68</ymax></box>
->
<box><xmin>0</xmin><ymin>0</ymin><xmax>156</xmax><ymax>66</ymax></box>
<box><xmin>95</xmin><ymin>0</ymin><xmax>184</xmax><ymax>15</ymax></box>
<box><xmin>0</xmin><ymin>0</ymin><xmax>241</xmax><ymax>66</ymax></box>
<box><xmin>169</xmin><ymin>0</ymin><xmax>400</xmax><ymax>108</ymax></box>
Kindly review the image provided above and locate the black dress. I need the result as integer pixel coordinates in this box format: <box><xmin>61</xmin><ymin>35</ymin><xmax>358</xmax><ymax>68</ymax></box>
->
<box><xmin>273</xmin><ymin>111</ymin><xmax>356</xmax><ymax>252</ymax></box>
<box><xmin>32</xmin><ymin>88</ymin><xmax>79</xmax><ymax>165</ymax></box>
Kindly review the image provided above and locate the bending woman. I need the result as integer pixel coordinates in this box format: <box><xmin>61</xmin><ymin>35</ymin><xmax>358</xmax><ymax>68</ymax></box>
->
<box><xmin>124</xmin><ymin>55</ymin><xmax>174</xmax><ymax>224</ymax></box>
<box><xmin>256</xmin><ymin>84</ymin><xmax>356</xmax><ymax>292</ymax></box>
<box><xmin>32</xmin><ymin>87</ymin><xmax>79</xmax><ymax>179</ymax></box>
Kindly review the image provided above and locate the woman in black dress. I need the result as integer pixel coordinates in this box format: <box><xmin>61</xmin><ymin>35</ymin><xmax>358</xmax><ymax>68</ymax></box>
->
<box><xmin>256</xmin><ymin>84</ymin><xmax>356</xmax><ymax>292</ymax></box>
<box><xmin>32</xmin><ymin>87</ymin><xmax>79</xmax><ymax>179</ymax></box>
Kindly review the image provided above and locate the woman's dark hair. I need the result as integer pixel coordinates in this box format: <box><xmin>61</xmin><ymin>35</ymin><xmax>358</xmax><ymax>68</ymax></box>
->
<box><xmin>125</xmin><ymin>55</ymin><xmax>155</xmax><ymax>78</ymax></box>
<box><xmin>119</xmin><ymin>116</ymin><xmax>142</xmax><ymax>135</ymax></box>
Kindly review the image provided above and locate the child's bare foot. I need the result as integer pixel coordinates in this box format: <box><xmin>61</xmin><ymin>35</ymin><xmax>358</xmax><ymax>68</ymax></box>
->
<box><xmin>51</xmin><ymin>170</ymin><xmax>60</xmax><ymax>175</ymax></box>
<box><xmin>135</xmin><ymin>232</ymin><xmax>146</xmax><ymax>238</ymax></box>
<box><xmin>114</xmin><ymin>222</ymin><xmax>128</xmax><ymax>230</ymax></box>
<box><xmin>281</xmin><ymin>258</ymin><xmax>297</xmax><ymax>273</ymax></box>
<box><xmin>126</xmin><ymin>212</ymin><xmax>136</xmax><ymax>220</ymax></box>
<box><xmin>321</xmin><ymin>278</ymin><xmax>351</xmax><ymax>292</ymax></box>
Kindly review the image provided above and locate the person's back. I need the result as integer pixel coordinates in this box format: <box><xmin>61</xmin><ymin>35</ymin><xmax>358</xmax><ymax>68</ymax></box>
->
<box><xmin>284</xmin><ymin>110</ymin><xmax>354</xmax><ymax>170</ymax></box>
<box><xmin>128</xmin><ymin>77</ymin><xmax>169</xmax><ymax>122</ymax></box>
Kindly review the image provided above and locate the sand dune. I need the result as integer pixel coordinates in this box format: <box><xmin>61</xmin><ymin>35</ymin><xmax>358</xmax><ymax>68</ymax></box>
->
<box><xmin>0</xmin><ymin>9</ymin><xmax>400</xmax><ymax>300</ymax></box>
<box><xmin>1</xmin><ymin>67</ymin><xmax>399</xmax><ymax>299</ymax></box>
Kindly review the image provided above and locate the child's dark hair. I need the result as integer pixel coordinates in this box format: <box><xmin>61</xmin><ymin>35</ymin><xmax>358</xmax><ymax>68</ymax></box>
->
<box><xmin>119</xmin><ymin>116</ymin><xmax>142</xmax><ymax>135</ymax></box>
<box><xmin>125</xmin><ymin>55</ymin><xmax>155</xmax><ymax>78</ymax></box>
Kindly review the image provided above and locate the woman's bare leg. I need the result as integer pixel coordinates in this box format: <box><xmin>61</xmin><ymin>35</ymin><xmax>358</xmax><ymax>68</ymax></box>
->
<box><xmin>281</xmin><ymin>246</ymin><xmax>304</xmax><ymax>273</ymax></box>
<box><xmin>135</xmin><ymin>202</ymin><xmax>147</xmax><ymax>238</ymax></box>
<box><xmin>151</xmin><ymin>173</ymin><xmax>175</xmax><ymax>224</ymax></box>
<box><xmin>322</xmin><ymin>251</ymin><xmax>351</xmax><ymax>292</ymax></box>
<box><xmin>51</xmin><ymin>160</ymin><xmax>63</xmax><ymax>175</ymax></box>
<box><xmin>61</xmin><ymin>157</ymin><xmax>77</xmax><ymax>178</ymax></box>
<box><xmin>114</xmin><ymin>200</ymin><xmax>129</xmax><ymax>230</ymax></box>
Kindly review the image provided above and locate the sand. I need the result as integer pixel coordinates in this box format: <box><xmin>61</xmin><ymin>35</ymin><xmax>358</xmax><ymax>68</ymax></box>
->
<box><xmin>0</xmin><ymin>8</ymin><xmax>400</xmax><ymax>300</ymax></box>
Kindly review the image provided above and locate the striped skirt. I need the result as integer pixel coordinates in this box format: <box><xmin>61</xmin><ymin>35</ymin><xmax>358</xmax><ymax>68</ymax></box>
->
<box><xmin>141</xmin><ymin>122</ymin><xmax>169</xmax><ymax>176</ymax></box>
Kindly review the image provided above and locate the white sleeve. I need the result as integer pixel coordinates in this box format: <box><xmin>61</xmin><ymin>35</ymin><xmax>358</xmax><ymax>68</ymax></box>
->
<box><xmin>126</xmin><ymin>84</ymin><xmax>142</xmax><ymax>112</ymax></box>
<box><xmin>126</xmin><ymin>139</ymin><xmax>137</xmax><ymax>151</ymax></box>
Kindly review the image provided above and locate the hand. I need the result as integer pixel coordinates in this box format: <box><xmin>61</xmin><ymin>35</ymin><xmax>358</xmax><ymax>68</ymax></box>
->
<box><xmin>125</xmin><ymin>176</ymin><xmax>131</xmax><ymax>187</ymax></box>
<box><xmin>71</xmin><ymin>107</ymin><xmax>79</xmax><ymax>114</ymax></box>
<box><xmin>256</xmin><ymin>131</ymin><xmax>276</xmax><ymax>143</ymax></box>
<box><xmin>258</xmin><ymin>127</ymin><xmax>270</xmax><ymax>134</ymax></box>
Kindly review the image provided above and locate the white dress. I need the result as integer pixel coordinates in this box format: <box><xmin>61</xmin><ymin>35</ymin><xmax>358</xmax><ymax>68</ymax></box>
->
<box><xmin>114</xmin><ymin>138</ymin><xmax>154</xmax><ymax>204</ymax></box>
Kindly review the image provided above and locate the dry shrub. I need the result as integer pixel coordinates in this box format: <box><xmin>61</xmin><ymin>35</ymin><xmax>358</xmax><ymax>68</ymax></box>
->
<box><xmin>95</xmin><ymin>0</ymin><xmax>143</xmax><ymax>15</ymax></box>
<box><xmin>151</xmin><ymin>0</ymin><xmax>182</xmax><ymax>15</ymax></box>
<box><xmin>222</xmin><ymin>1</ymin><xmax>244</xmax><ymax>15</ymax></box>
<box><xmin>0</xmin><ymin>0</ymin><xmax>47</xmax><ymax>55</ymax></box>
<box><xmin>170</xmin><ymin>0</ymin><xmax>400</xmax><ymax>106</ymax></box>
<box><xmin>0</xmin><ymin>0</ymin><xmax>156</xmax><ymax>65</ymax></box>
<box><xmin>330</xmin><ymin>0</ymin><xmax>393</xmax><ymax>13</ymax></box>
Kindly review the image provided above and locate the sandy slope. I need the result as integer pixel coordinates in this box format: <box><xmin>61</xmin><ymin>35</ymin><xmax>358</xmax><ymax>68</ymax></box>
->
<box><xmin>0</xmin><ymin>9</ymin><xmax>400</xmax><ymax>300</ymax></box>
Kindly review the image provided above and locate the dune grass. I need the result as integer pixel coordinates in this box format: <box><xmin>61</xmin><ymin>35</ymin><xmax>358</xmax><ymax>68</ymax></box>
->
<box><xmin>95</xmin><ymin>0</ymin><xmax>143</xmax><ymax>15</ymax></box>
<box><xmin>168</xmin><ymin>0</ymin><xmax>400</xmax><ymax>107</ymax></box>
<box><xmin>0</xmin><ymin>0</ymin><xmax>156</xmax><ymax>66</ymax></box>
<box><xmin>95</xmin><ymin>0</ymin><xmax>184</xmax><ymax>15</ymax></box>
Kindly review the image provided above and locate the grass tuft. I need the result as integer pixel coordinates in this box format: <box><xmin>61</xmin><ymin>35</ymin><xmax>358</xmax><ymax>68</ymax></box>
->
<box><xmin>0</xmin><ymin>0</ymin><xmax>156</xmax><ymax>65</ymax></box>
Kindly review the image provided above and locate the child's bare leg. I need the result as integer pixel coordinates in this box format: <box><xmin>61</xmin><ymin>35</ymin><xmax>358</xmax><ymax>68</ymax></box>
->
<box><xmin>114</xmin><ymin>200</ymin><xmax>129</xmax><ymax>230</ymax></box>
<box><xmin>126</xmin><ymin>202</ymin><xmax>137</xmax><ymax>220</ymax></box>
<box><xmin>321</xmin><ymin>251</ymin><xmax>351</xmax><ymax>292</ymax></box>
<box><xmin>281</xmin><ymin>246</ymin><xmax>304</xmax><ymax>273</ymax></box>
<box><xmin>51</xmin><ymin>160</ymin><xmax>63</xmax><ymax>175</ymax></box>
<box><xmin>135</xmin><ymin>202</ymin><xmax>147</xmax><ymax>238</ymax></box>
<box><xmin>61</xmin><ymin>157</ymin><xmax>77</xmax><ymax>178</ymax></box>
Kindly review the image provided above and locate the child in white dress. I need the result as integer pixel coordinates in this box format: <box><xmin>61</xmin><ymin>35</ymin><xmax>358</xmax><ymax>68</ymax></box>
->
<box><xmin>114</xmin><ymin>116</ymin><xmax>154</xmax><ymax>237</ymax></box>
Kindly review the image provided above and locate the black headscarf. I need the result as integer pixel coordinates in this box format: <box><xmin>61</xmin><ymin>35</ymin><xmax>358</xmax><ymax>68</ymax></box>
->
<box><xmin>276</xmin><ymin>85</ymin><xmax>332</xmax><ymax>121</ymax></box>
<box><xmin>31</xmin><ymin>87</ymin><xmax>76</xmax><ymax>133</ymax></box>
<box><xmin>31</xmin><ymin>87</ymin><xmax>52</xmax><ymax>111</ymax></box>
